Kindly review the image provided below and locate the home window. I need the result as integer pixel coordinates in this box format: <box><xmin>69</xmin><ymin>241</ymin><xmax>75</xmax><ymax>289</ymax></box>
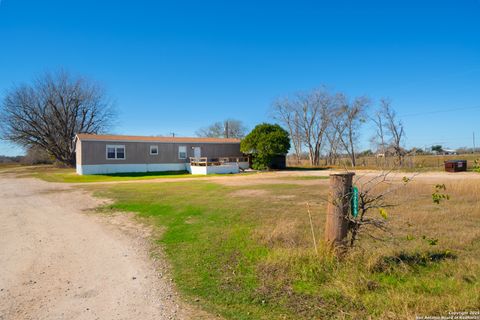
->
<box><xmin>106</xmin><ymin>145</ymin><xmax>126</xmax><ymax>160</ymax></box>
<box><xmin>178</xmin><ymin>146</ymin><xmax>187</xmax><ymax>159</ymax></box>
<box><xmin>107</xmin><ymin>146</ymin><xmax>116</xmax><ymax>159</ymax></box>
<box><xmin>150</xmin><ymin>145</ymin><xmax>159</xmax><ymax>155</ymax></box>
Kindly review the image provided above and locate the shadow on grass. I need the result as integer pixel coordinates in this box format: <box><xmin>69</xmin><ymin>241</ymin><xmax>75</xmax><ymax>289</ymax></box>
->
<box><xmin>373</xmin><ymin>251</ymin><xmax>457</xmax><ymax>272</ymax></box>
<box><xmin>95</xmin><ymin>170</ymin><xmax>189</xmax><ymax>177</ymax></box>
<box><xmin>284</xmin><ymin>166</ymin><xmax>332</xmax><ymax>171</ymax></box>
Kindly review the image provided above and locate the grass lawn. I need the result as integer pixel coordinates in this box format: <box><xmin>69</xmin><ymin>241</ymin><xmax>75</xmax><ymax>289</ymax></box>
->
<box><xmin>90</xmin><ymin>175</ymin><xmax>480</xmax><ymax>320</ymax></box>
<box><xmin>13</xmin><ymin>165</ymin><xmax>203</xmax><ymax>182</ymax></box>
<box><xmin>21</xmin><ymin>165</ymin><xmax>260</xmax><ymax>183</ymax></box>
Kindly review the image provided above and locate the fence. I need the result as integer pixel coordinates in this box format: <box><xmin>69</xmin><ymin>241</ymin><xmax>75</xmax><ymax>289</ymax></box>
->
<box><xmin>287</xmin><ymin>153</ymin><xmax>480</xmax><ymax>170</ymax></box>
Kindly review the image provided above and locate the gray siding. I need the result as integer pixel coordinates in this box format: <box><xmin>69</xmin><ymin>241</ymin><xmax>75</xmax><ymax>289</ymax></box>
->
<box><xmin>80</xmin><ymin>140</ymin><xmax>243</xmax><ymax>165</ymax></box>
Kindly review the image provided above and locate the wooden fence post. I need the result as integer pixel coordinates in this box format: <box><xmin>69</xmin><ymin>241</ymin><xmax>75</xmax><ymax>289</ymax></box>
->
<box><xmin>325</xmin><ymin>172</ymin><xmax>355</xmax><ymax>248</ymax></box>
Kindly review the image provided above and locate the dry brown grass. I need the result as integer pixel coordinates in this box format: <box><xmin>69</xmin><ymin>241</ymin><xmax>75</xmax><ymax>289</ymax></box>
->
<box><xmin>385</xmin><ymin>179</ymin><xmax>480</xmax><ymax>249</ymax></box>
<box><xmin>236</xmin><ymin>173</ymin><xmax>480</xmax><ymax>319</ymax></box>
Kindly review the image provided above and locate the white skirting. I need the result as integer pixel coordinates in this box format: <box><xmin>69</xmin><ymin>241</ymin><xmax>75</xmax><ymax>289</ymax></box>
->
<box><xmin>189</xmin><ymin>163</ymin><xmax>240</xmax><ymax>175</ymax></box>
<box><xmin>76</xmin><ymin>161</ymin><xmax>250</xmax><ymax>175</ymax></box>
<box><xmin>76</xmin><ymin>163</ymin><xmax>187</xmax><ymax>175</ymax></box>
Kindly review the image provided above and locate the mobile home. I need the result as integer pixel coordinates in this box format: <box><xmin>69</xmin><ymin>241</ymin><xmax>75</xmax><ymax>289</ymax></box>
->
<box><xmin>75</xmin><ymin>134</ymin><xmax>248</xmax><ymax>175</ymax></box>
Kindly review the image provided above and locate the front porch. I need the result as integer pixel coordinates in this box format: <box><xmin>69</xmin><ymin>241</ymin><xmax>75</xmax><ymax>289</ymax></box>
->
<box><xmin>188</xmin><ymin>156</ymin><xmax>249</xmax><ymax>175</ymax></box>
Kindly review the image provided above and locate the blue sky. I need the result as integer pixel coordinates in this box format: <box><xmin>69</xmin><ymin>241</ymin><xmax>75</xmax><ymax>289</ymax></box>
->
<box><xmin>1</xmin><ymin>0</ymin><xmax>479</xmax><ymax>155</ymax></box>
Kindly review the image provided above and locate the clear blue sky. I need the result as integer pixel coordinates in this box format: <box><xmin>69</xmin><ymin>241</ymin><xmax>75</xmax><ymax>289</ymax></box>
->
<box><xmin>1</xmin><ymin>0</ymin><xmax>479</xmax><ymax>156</ymax></box>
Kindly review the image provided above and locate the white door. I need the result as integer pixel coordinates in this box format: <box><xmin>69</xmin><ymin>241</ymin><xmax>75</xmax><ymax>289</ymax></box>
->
<box><xmin>194</xmin><ymin>147</ymin><xmax>201</xmax><ymax>159</ymax></box>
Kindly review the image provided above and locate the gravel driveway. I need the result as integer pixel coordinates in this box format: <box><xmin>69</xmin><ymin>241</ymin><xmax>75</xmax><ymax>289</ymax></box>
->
<box><xmin>0</xmin><ymin>174</ymin><xmax>194</xmax><ymax>320</ymax></box>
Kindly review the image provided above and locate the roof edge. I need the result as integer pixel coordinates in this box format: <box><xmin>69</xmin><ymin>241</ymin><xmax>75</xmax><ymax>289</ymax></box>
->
<box><xmin>76</xmin><ymin>133</ymin><xmax>241</xmax><ymax>144</ymax></box>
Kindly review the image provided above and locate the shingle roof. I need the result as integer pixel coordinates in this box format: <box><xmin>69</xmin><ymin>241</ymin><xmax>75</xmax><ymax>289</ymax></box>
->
<box><xmin>76</xmin><ymin>133</ymin><xmax>241</xmax><ymax>144</ymax></box>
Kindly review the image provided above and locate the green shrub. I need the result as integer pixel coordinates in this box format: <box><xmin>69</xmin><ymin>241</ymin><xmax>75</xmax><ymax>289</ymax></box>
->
<box><xmin>241</xmin><ymin>123</ymin><xmax>290</xmax><ymax>170</ymax></box>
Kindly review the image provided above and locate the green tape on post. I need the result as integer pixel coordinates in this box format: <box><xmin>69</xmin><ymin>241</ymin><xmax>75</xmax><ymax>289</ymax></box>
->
<box><xmin>351</xmin><ymin>186</ymin><xmax>359</xmax><ymax>218</ymax></box>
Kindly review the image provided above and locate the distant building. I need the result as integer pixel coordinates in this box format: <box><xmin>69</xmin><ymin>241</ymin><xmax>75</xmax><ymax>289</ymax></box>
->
<box><xmin>442</xmin><ymin>149</ymin><xmax>457</xmax><ymax>155</ymax></box>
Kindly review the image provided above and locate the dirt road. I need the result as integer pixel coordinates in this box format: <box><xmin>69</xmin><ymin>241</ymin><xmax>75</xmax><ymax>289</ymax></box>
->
<box><xmin>0</xmin><ymin>175</ymin><xmax>191</xmax><ymax>320</ymax></box>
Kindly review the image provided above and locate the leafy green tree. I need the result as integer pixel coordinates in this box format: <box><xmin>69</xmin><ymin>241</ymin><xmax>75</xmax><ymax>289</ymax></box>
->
<box><xmin>241</xmin><ymin>123</ymin><xmax>290</xmax><ymax>170</ymax></box>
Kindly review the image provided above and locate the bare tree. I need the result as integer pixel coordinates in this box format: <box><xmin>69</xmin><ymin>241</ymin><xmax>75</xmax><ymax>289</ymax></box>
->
<box><xmin>272</xmin><ymin>98</ymin><xmax>303</xmax><ymax>164</ymax></box>
<box><xmin>324</xmin><ymin>127</ymin><xmax>339</xmax><ymax>165</ymax></box>
<box><xmin>347</xmin><ymin>171</ymin><xmax>416</xmax><ymax>247</ymax></box>
<box><xmin>0</xmin><ymin>71</ymin><xmax>115</xmax><ymax>166</ymax></box>
<box><xmin>371</xmin><ymin>104</ymin><xmax>386</xmax><ymax>155</ymax></box>
<box><xmin>272</xmin><ymin>88</ymin><xmax>369</xmax><ymax>167</ymax></box>
<box><xmin>324</xmin><ymin>96</ymin><xmax>346</xmax><ymax>166</ymax></box>
<box><xmin>333</xmin><ymin>95</ymin><xmax>370</xmax><ymax>167</ymax></box>
<box><xmin>300</xmin><ymin>90</ymin><xmax>331</xmax><ymax>166</ymax></box>
<box><xmin>324</xmin><ymin>118</ymin><xmax>345</xmax><ymax>166</ymax></box>
<box><xmin>196</xmin><ymin>119</ymin><xmax>247</xmax><ymax>139</ymax></box>
<box><xmin>318</xmin><ymin>170</ymin><xmax>416</xmax><ymax>250</ymax></box>
<box><xmin>272</xmin><ymin>88</ymin><xmax>331</xmax><ymax>166</ymax></box>
<box><xmin>370</xmin><ymin>99</ymin><xmax>388</xmax><ymax>166</ymax></box>
<box><xmin>381</xmin><ymin>100</ymin><xmax>405</xmax><ymax>165</ymax></box>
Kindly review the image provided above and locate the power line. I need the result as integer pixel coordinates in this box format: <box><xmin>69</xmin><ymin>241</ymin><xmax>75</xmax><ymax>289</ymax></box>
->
<box><xmin>400</xmin><ymin>105</ymin><xmax>480</xmax><ymax>118</ymax></box>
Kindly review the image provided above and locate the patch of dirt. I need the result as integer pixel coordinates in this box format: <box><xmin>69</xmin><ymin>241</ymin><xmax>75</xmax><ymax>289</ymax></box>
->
<box><xmin>275</xmin><ymin>195</ymin><xmax>296</xmax><ymax>200</ymax></box>
<box><xmin>213</xmin><ymin>175</ymin><xmax>330</xmax><ymax>187</ymax></box>
<box><xmin>229</xmin><ymin>189</ymin><xmax>270</xmax><ymax>197</ymax></box>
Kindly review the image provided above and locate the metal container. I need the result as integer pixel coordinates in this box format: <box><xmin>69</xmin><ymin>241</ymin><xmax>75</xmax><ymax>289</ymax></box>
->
<box><xmin>444</xmin><ymin>160</ymin><xmax>467</xmax><ymax>172</ymax></box>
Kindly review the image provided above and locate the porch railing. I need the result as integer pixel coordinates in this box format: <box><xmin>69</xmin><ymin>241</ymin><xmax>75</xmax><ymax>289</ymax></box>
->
<box><xmin>189</xmin><ymin>156</ymin><xmax>249</xmax><ymax>166</ymax></box>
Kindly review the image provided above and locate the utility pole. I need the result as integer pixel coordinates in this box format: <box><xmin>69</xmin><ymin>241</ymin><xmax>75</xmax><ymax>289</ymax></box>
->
<box><xmin>224</xmin><ymin>121</ymin><xmax>229</xmax><ymax>138</ymax></box>
<box><xmin>473</xmin><ymin>131</ymin><xmax>476</xmax><ymax>154</ymax></box>
<box><xmin>170</xmin><ymin>132</ymin><xmax>176</xmax><ymax>138</ymax></box>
